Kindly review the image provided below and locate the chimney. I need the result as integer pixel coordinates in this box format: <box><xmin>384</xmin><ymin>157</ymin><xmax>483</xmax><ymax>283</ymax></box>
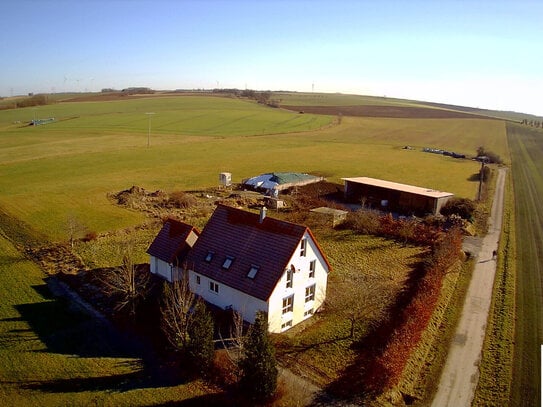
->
<box><xmin>259</xmin><ymin>206</ymin><xmax>267</xmax><ymax>223</ymax></box>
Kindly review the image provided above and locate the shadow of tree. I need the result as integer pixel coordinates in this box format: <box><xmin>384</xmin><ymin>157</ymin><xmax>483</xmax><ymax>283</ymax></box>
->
<box><xmin>2</xmin><ymin>282</ymin><xmax>189</xmax><ymax>394</ymax></box>
<box><xmin>19</xmin><ymin>360</ymin><xmax>189</xmax><ymax>393</ymax></box>
<box><xmin>467</xmin><ymin>173</ymin><xmax>481</xmax><ymax>182</ymax></box>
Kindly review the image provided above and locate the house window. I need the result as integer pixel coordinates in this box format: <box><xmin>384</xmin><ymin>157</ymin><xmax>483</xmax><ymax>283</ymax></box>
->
<box><xmin>309</xmin><ymin>260</ymin><xmax>316</xmax><ymax>278</ymax></box>
<box><xmin>305</xmin><ymin>284</ymin><xmax>315</xmax><ymax>303</ymax></box>
<box><xmin>282</xmin><ymin>295</ymin><xmax>294</xmax><ymax>314</ymax></box>
<box><xmin>281</xmin><ymin>320</ymin><xmax>293</xmax><ymax>330</ymax></box>
<box><xmin>247</xmin><ymin>265</ymin><xmax>259</xmax><ymax>279</ymax></box>
<box><xmin>196</xmin><ymin>275</ymin><xmax>201</xmax><ymax>285</ymax></box>
<box><xmin>304</xmin><ymin>309</ymin><xmax>314</xmax><ymax>318</ymax></box>
<box><xmin>286</xmin><ymin>268</ymin><xmax>293</xmax><ymax>288</ymax></box>
<box><xmin>300</xmin><ymin>238</ymin><xmax>307</xmax><ymax>257</ymax></box>
<box><xmin>205</xmin><ymin>251</ymin><xmax>214</xmax><ymax>263</ymax></box>
<box><xmin>209</xmin><ymin>281</ymin><xmax>219</xmax><ymax>293</ymax></box>
<box><xmin>222</xmin><ymin>256</ymin><xmax>235</xmax><ymax>269</ymax></box>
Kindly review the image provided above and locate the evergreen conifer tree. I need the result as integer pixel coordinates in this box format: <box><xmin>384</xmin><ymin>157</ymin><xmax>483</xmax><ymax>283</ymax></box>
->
<box><xmin>186</xmin><ymin>300</ymin><xmax>214</xmax><ymax>375</ymax></box>
<box><xmin>239</xmin><ymin>311</ymin><xmax>278</xmax><ymax>400</ymax></box>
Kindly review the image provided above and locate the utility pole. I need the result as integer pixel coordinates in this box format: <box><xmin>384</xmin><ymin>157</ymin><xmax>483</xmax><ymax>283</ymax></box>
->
<box><xmin>477</xmin><ymin>158</ymin><xmax>487</xmax><ymax>201</ymax></box>
<box><xmin>145</xmin><ymin>112</ymin><xmax>155</xmax><ymax>148</ymax></box>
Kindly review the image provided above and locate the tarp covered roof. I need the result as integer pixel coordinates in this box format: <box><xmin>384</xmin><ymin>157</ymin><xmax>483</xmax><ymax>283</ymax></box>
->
<box><xmin>243</xmin><ymin>172</ymin><xmax>322</xmax><ymax>191</ymax></box>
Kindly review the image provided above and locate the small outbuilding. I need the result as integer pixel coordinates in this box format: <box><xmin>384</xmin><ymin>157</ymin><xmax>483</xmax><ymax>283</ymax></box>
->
<box><xmin>342</xmin><ymin>177</ymin><xmax>453</xmax><ymax>216</ymax></box>
<box><xmin>310</xmin><ymin>207</ymin><xmax>348</xmax><ymax>227</ymax></box>
<box><xmin>242</xmin><ymin>172</ymin><xmax>323</xmax><ymax>194</ymax></box>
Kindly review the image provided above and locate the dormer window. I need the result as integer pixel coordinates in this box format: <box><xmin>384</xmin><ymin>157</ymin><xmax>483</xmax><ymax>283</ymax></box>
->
<box><xmin>205</xmin><ymin>251</ymin><xmax>214</xmax><ymax>263</ymax></box>
<box><xmin>247</xmin><ymin>265</ymin><xmax>259</xmax><ymax>279</ymax></box>
<box><xmin>300</xmin><ymin>238</ymin><xmax>307</xmax><ymax>257</ymax></box>
<box><xmin>222</xmin><ymin>256</ymin><xmax>235</xmax><ymax>269</ymax></box>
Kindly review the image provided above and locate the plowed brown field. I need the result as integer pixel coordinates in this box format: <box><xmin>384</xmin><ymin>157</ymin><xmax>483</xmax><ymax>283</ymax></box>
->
<box><xmin>283</xmin><ymin>104</ymin><xmax>494</xmax><ymax>119</ymax></box>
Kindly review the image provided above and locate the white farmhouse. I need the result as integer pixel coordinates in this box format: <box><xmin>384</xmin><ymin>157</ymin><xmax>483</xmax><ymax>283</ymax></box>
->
<box><xmin>147</xmin><ymin>204</ymin><xmax>331</xmax><ymax>333</ymax></box>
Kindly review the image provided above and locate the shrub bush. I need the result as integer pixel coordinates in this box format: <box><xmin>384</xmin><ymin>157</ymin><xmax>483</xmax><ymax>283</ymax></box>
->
<box><xmin>476</xmin><ymin>146</ymin><xmax>502</xmax><ymax>164</ymax></box>
<box><xmin>81</xmin><ymin>231</ymin><xmax>98</xmax><ymax>242</ymax></box>
<box><xmin>440</xmin><ymin>197</ymin><xmax>476</xmax><ymax>220</ymax></box>
<box><xmin>360</xmin><ymin>227</ymin><xmax>463</xmax><ymax>394</ymax></box>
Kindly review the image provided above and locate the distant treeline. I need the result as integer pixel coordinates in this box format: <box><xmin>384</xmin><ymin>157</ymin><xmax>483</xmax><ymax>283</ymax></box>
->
<box><xmin>101</xmin><ymin>87</ymin><xmax>155</xmax><ymax>94</ymax></box>
<box><xmin>212</xmin><ymin>88</ymin><xmax>281</xmax><ymax>107</ymax></box>
<box><xmin>0</xmin><ymin>94</ymin><xmax>50</xmax><ymax>110</ymax></box>
<box><xmin>521</xmin><ymin>119</ymin><xmax>543</xmax><ymax>128</ymax></box>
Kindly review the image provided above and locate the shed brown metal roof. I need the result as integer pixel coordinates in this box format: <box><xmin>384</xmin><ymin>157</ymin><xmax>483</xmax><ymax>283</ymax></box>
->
<box><xmin>342</xmin><ymin>177</ymin><xmax>453</xmax><ymax>199</ymax></box>
<box><xmin>186</xmin><ymin>204</ymin><xmax>330</xmax><ymax>301</ymax></box>
<box><xmin>147</xmin><ymin>219</ymin><xmax>199</xmax><ymax>264</ymax></box>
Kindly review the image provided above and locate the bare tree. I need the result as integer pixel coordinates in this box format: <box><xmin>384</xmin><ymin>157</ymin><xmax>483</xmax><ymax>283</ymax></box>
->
<box><xmin>218</xmin><ymin>309</ymin><xmax>245</xmax><ymax>365</ymax></box>
<box><xmin>100</xmin><ymin>240</ymin><xmax>149</xmax><ymax>320</ymax></box>
<box><xmin>161</xmin><ymin>273</ymin><xmax>196</xmax><ymax>351</ymax></box>
<box><xmin>66</xmin><ymin>214</ymin><xmax>87</xmax><ymax>248</ymax></box>
<box><xmin>330</xmin><ymin>272</ymin><xmax>396</xmax><ymax>339</ymax></box>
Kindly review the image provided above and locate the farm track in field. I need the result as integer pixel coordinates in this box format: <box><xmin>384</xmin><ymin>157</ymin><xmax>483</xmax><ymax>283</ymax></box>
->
<box><xmin>508</xmin><ymin>123</ymin><xmax>543</xmax><ymax>406</ymax></box>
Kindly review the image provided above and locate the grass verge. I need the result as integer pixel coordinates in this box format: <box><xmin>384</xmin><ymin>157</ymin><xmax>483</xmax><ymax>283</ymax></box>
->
<box><xmin>472</xmin><ymin>169</ymin><xmax>516</xmax><ymax>406</ymax></box>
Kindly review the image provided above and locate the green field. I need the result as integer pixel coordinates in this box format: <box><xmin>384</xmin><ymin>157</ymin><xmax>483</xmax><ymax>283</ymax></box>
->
<box><xmin>507</xmin><ymin>123</ymin><xmax>543</xmax><ymax>406</ymax></box>
<box><xmin>0</xmin><ymin>95</ymin><xmax>504</xmax><ymax>242</ymax></box>
<box><xmin>0</xmin><ymin>95</ymin><xmax>332</xmax><ymax>136</ymax></box>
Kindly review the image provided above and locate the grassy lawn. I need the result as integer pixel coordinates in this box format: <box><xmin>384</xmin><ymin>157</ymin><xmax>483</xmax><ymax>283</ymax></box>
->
<box><xmin>275</xmin><ymin>228</ymin><xmax>425</xmax><ymax>387</ymax></box>
<box><xmin>0</xmin><ymin>234</ymin><xmax>214</xmax><ymax>406</ymax></box>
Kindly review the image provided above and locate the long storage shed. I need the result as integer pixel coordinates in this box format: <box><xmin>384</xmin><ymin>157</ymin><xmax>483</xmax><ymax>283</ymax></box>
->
<box><xmin>342</xmin><ymin>177</ymin><xmax>453</xmax><ymax>216</ymax></box>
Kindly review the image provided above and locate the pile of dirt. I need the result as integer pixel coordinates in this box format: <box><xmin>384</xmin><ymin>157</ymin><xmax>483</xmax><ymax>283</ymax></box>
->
<box><xmin>25</xmin><ymin>244</ymin><xmax>87</xmax><ymax>275</ymax></box>
<box><xmin>110</xmin><ymin>185</ymin><xmax>266</xmax><ymax>222</ymax></box>
<box><xmin>111</xmin><ymin>185</ymin><xmax>167</xmax><ymax>209</ymax></box>
<box><xmin>290</xmin><ymin>180</ymin><xmax>344</xmax><ymax>200</ymax></box>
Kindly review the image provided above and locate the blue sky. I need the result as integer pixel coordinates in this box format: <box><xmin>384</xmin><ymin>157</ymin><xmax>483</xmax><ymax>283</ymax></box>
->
<box><xmin>2</xmin><ymin>0</ymin><xmax>542</xmax><ymax>115</ymax></box>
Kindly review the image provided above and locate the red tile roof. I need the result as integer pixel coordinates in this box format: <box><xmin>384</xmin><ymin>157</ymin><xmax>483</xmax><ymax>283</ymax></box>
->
<box><xmin>186</xmin><ymin>204</ymin><xmax>330</xmax><ymax>301</ymax></box>
<box><xmin>147</xmin><ymin>219</ymin><xmax>199</xmax><ymax>265</ymax></box>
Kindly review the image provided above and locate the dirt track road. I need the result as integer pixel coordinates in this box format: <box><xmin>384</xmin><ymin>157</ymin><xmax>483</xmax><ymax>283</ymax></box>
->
<box><xmin>432</xmin><ymin>167</ymin><xmax>506</xmax><ymax>407</ymax></box>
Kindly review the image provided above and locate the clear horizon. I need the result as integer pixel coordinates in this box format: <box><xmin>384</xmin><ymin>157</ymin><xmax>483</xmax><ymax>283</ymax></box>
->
<box><xmin>2</xmin><ymin>0</ymin><xmax>542</xmax><ymax>116</ymax></box>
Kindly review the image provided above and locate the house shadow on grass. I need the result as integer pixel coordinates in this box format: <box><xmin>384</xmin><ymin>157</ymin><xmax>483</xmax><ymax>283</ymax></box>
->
<box><xmin>20</xmin><ymin>360</ymin><xmax>188</xmax><ymax>394</ymax></box>
<box><xmin>4</xmin><ymin>282</ymin><xmax>190</xmax><ymax>394</ymax></box>
<box><xmin>12</xmin><ymin>294</ymin><xmax>133</xmax><ymax>359</ymax></box>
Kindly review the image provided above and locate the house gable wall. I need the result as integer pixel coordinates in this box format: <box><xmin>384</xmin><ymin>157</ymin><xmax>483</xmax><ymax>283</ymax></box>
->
<box><xmin>267</xmin><ymin>232</ymin><xmax>329</xmax><ymax>333</ymax></box>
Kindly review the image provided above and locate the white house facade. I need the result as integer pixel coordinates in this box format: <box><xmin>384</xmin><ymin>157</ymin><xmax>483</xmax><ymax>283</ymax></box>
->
<box><xmin>267</xmin><ymin>231</ymin><xmax>329</xmax><ymax>332</ymax></box>
<box><xmin>148</xmin><ymin>204</ymin><xmax>331</xmax><ymax>333</ymax></box>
